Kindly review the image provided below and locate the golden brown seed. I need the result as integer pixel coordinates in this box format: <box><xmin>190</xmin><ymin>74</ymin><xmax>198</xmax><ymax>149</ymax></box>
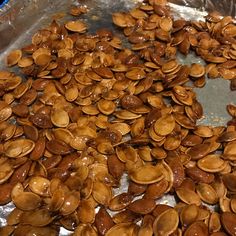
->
<box><xmin>0</xmin><ymin>161</ymin><xmax>13</xmax><ymax>184</ymax></box>
<box><xmin>28</xmin><ymin>176</ymin><xmax>50</xmax><ymax>197</ymax></box>
<box><xmin>220</xmin><ymin>197</ymin><xmax>231</xmax><ymax>213</ymax></box>
<box><xmin>152</xmin><ymin>204</ymin><xmax>172</xmax><ymax>218</ymax></box>
<box><xmin>109</xmin><ymin>193</ymin><xmax>133</xmax><ymax>211</ymax></box>
<box><xmin>184</xmin><ymin>221</ymin><xmax>209</xmax><ymax>236</ymax></box>
<box><xmin>222</xmin><ymin>173</ymin><xmax>236</xmax><ymax>192</ymax></box>
<box><xmin>60</xmin><ymin>191</ymin><xmax>80</xmax><ymax>216</ymax></box>
<box><xmin>162</xmin><ymin>60</ymin><xmax>179</xmax><ymax>74</ymax></box>
<box><xmin>186</xmin><ymin>166</ymin><xmax>215</xmax><ymax>184</ymax></box>
<box><xmin>121</xmin><ymin>95</ymin><xmax>143</xmax><ymax>109</ymax></box>
<box><xmin>58</xmin><ymin>49</ymin><xmax>74</xmax><ymax>59</ymax></box>
<box><xmin>0</xmin><ymin>225</ymin><xmax>15</xmax><ymax>235</ymax></box>
<box><xmin>46</xmin><ymin>139</ymin><xmax>73</xmax><ymax>155</ymax></box>
<box><xmin>23</xmin><ymin>125</ymin><xmax>38</xmax><ymax>141</ymax></box>
<box><xmin>34</xmin><ymin>54</ymin><xmax>51</xmax><ymax>66</ymax></box>
<box><xmin>180</xmin><ymin>204</ymin><xmax>199</xmax><ymax>226</ymax></box>
<box><xmin>105</xmin><ymin>223</ymin><xmax>136</xmax><ymax>236</ymax></box>
<box><xmin>65</xmin><ymin>20</ymin><xmax>87</xmax><ymax>32</ymax></box>
<box><xmin>51</xmin><ymin>109</ymin><xmax>70</xmax><ymax>127</ymax></box>
<box><xmin>115</xmin><ymin>110</ymin><xmax>141</xmax><ymax>120</ymax></box>
<box><xmin>6</xmin><ymin>49</ymin><xmax>22</xmax><ymax>67</ymax></box>
<box><xmin>197</xmin><ymin>154</ymin><xmax>226</xmax><ymax>173</ymax></box>
<box><xmin>48</xmin><ymin>187</ymin><xmax>65</xmax><ymax>212</ymax></box>
<box><xmin>97</xmin><ymin>142</ymin><xmax>114</xmax><ymax>155</ymax></box>
<box><xmin>19</xmin><ymin>209</ymin><xmax>54</xmax><ymax>227</ymax></box>
<box><xmin>138</xmin><ymin>221</ymin><xmax>153</xmax><ymax>236</ymax></box>
<box><xmin>231</xmin><ymin>198</ymin><xmax>236</xmax><ymax>214</ymax></box>
<box><xmin>112</xmin><ymin>210</ymin><xmax>137</xmax><ymax>224</ymax></box>
<box><xmin>53</xmin><ymin>128</ymin><xmax>73</xmax><ymax>144</ymax></box>
<box><xmin>176</xmin><ymin>188</ymin><xmax>201</xmax><ymax>206</ymax></box>
<box><xmin>128</xmin><ymin>198</ymin><xmax>156</xmax><ymax>214</ymax></box>
<box><xmin>154</xmin><ymin>114</ymin><xmax>175</xmax><ymax>136</ymax></box>
<box><xmin>95</xmin><ymin>207</ymin><xmax>114</xmax><ymax>235</ymax></box>
<box><xmin>4</xmin><ymin>139</ymin><xmax>35</xmax><ymax>158</ymax></box>
<box><xmin>77</xmin><ymin>199</ymin><xmax>95</xmax><ymax>223</ymax></box>
<box><xmin>30</xmin><ymin>137</ymin><xmax>45</xmax><ymax>160</ymax></box>
<box><xmin>223</xmin><ymin>140</ymin><xmax>236</xmax><ymax>158</ymax></box>
<box><xmin>218</xmin><ymin>131</ymin><xmax>236</xmax><ymax>142</ymax></box>
<box><xmin>219</xmin><ymin>68</ymin><xmax>236</xmax><ymax>80</ymax></box>
<box><xmin>0</xmin><ymin>103</ymin><xmax>12</xmax><ymax>122</ymax></box>
<box><xmin>97</xmin><ymin>99</ymin><xmax>116</xmax><ymax>115</ymax></box>
<box><xmin>74</xmin><ymin>224</ymin><xmax>97</xmax><ymax>236</ymax></box>
<box><xmin>186</xmin><ymin>143</ymin><xmax>211</xmax><ymax>161</ymax></box>
<box><xmin>130</xmin><ymin>164</ymin><xmax>164</xmax><ymax>184</ymax></box>
<box><xmin>112</xmin><ymin>12</ymin><xmax>136</xmax><ymax>28</ymax></box>
<box><xmin>126</xmin><ymin>68</ymin><xmax>146</xmax><ymax>80</ymax></box>
<box><xmin>130</xmin><ymin>8</ymin><xmax>148</xmax><ymax>19</ymax></box>
<box><xmin>7</xmin><ymin>208</ymin><xmax>23</xmax><ymax>225</ymax></box>
<box><xmin>153</xmin><ymin>209</ymin><xmax>179</xmax><ymax>236</ymax></box>
<box><xmin>144</xmin><ymin>179</ymin><xmax>168</xmax><ymax>199</ymax></box>
<box><xmin>173</xmin><ymin>112</ymin><xmax>195</xmax><ymax>129</ymax></box>
<box><xmin>164</xmin><ymin>131</ymin><xmax>181</xmax><ymax>151</ymax></box>
<box><xmin>128</xmin><ymin>181</ymin><xmax>147</xmax><ymax>197</ymax></box>
<box><xmin>70</xmin><ymin>5</ymin><xmax>87</xmax><ymax>16</ymax></box>
<box><xmin>159</xmin><ymin>17</ymin><xmax>173</xmax><ymax>32</ymax></box>
<box><xmin>11</xmin><ymin>183</ymin><xmax>41</xmax><ymax>211</ymax></box>
<box><xmin>209</xmin><ymin>212</ymin><xmax>221</xmax><ymax>233</ymax></box>
<box><xmin>93</xmin><ymin>67</ymin><xmax>114</xmax><ymax>79</ymax></box>
<box><xmin>14</xmin><ymin>225</ymin><xmax>58</xmax><ymax>236</ymax></box>
<box><xmin>221</xmin><ymin>212</ymin><xmax>236</xmax><ymax>236</ymax></box>
<box><xmin>190</xmin><ymin>63</ymin><xmax>205</xmax><ymax>78</ymax></box>
<box><xmin>65</xmin><ymin>86</ymin><xmax>79</xmax><ymax>102</ymax></box>
<box><xmin>92</xmin><ymin>181</ymin><xmax>112</xmax><ymax>206</ymax></box>
<box><xmin>32</xmin><ymin>48</ymin><xmax>50</xmax><ymax>61</ymax></box>
<box><xmin>196</xmin><ymin>183</ymin><xmax>218</xmax><ymax>205</ymax></box>
<box><xmin>194</xmin><ymin>125</ymin><xmax>213</xmax><ymax>137</ymax></box>
<box><xmin>116</xmin><ymin>146</ymin><xmax>138</xmax><ymax>163</ymax></box>
<box><xmin>168</xmin><ymin>159</ymin><xmax>185</xmax><ymax>189</ymax></box>
<box><xmin>69</xmin><ymin>135</ymin><xmax>89</xmax><ymax>151</ymax></box>
<box><xmin>18</xmin><ymin>57</ymin><xmax>33</xmax><ymax>67</ymax></box>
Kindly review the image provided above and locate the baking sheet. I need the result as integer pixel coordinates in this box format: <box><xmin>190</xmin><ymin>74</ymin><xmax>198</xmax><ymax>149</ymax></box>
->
<box><xmin>0</xmin><ymin>0</ymin><xmax>235</xmax><ymax>127</ymax></box>
<box><xmin>0</xmin><ymin>0</ymin><xmax>236</xmax><ymax>234</ymax></box>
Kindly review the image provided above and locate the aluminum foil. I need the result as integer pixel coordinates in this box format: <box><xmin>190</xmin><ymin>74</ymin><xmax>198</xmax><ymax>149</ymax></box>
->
<box><xmin>170</xmin><ymin>0</ymin><xmax>236</xmax><ymax>16</ymax></box>
<box><xmin>0</xmin><ymin>0</ymin><xmax>235</xmax><ymax>235</ymax></box>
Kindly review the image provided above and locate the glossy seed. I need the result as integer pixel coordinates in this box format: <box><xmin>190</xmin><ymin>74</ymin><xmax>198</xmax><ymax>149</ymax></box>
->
<box><xmin>128</xmin><ymin>198</ymin><xmax>156</xmax><ymax>214</ymax></box>
<box><xmin>196</xmin><ymin>183</ymin><xmax>218</xmax><ymax>205</ymax></box>
<box><xmin>190</xmin><ymin>64</ymin><xmax>205</xmax><ymax>78</ymax></box>
<box><xmin>51</xmin><ymin>109</ymin><xmax>70</xmax><ymax>127</ymax></box>
<box><xmin>105</xmin><ymin>223</ymin><xmax>136</xmax><ymax>236</ymax></box>
<box><xmin>197</xmin><ymin>154</ymin><xmax>226</xmax><ymax>173</ymax></box>
<box><xmin>154</xmin><ymin>114</ymin><xmax>175</xmax><ymax>136</ymax></box>
<box><xmin>6</xmin><ymin>50</ymin><xmax>22</xmax><ymax>67</ymax></box>
<box><xmin>65</xmin><ymin>20</ymin><xmax>87</xmax><ymax>32</ymax></box>
<box><xmin>184</xmin><ymin>221</ymin><xmax>209</xmax><ymax>236</ymax></box>
<box><xmin>180</xmin><ymin>204</ymin><xmax>199</xmax><ymax>226</ymax></box>
<box><xmin>221</xmin><ymin>212</ymin><xmax>236</xmax><ymax>236</ymax></box>
<box><xmin>130</xmin><ymin>164</ymin><xmax>164</xmax><ymax>184</ymax></box>
<box><xmin>176</xmin><ymin>188</ymin><xmax>201</xmax><ymax>206</ymax></box>
<box><xmin>153</xmin><ymin>209</ymin><xmax>179</xmax><ymax>236</ymax></box>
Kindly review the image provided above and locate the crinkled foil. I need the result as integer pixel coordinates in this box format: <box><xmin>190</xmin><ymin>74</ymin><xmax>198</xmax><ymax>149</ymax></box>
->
<box><xmin>170</xmin><ymin>0</ymin><xmax>236</xmax><ymax>16</ymax></box>
<box><xmin>0</xmin><ymin>0</ymin><xmax>235</xmax><ymax>235</ymax></box>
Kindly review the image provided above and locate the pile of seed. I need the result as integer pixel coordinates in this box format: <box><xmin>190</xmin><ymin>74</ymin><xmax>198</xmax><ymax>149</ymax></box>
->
<box><xmin>0</xmin><ymin>0</ymin><xmax>236</xmax><ymax>235</ymax></box>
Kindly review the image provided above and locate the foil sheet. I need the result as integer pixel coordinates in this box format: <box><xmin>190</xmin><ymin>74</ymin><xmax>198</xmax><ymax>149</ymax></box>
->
<box><xmin>0</xmin><ymin>0</ymin><xmax>235</xmax><ymax>235</ymax></box>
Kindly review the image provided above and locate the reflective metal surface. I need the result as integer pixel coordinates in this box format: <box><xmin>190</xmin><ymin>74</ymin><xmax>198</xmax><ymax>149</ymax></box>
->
<box><xmin>0</xmin><ymin>0</ymin><xmax>235</xmax><ymax>234</ymax></box>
